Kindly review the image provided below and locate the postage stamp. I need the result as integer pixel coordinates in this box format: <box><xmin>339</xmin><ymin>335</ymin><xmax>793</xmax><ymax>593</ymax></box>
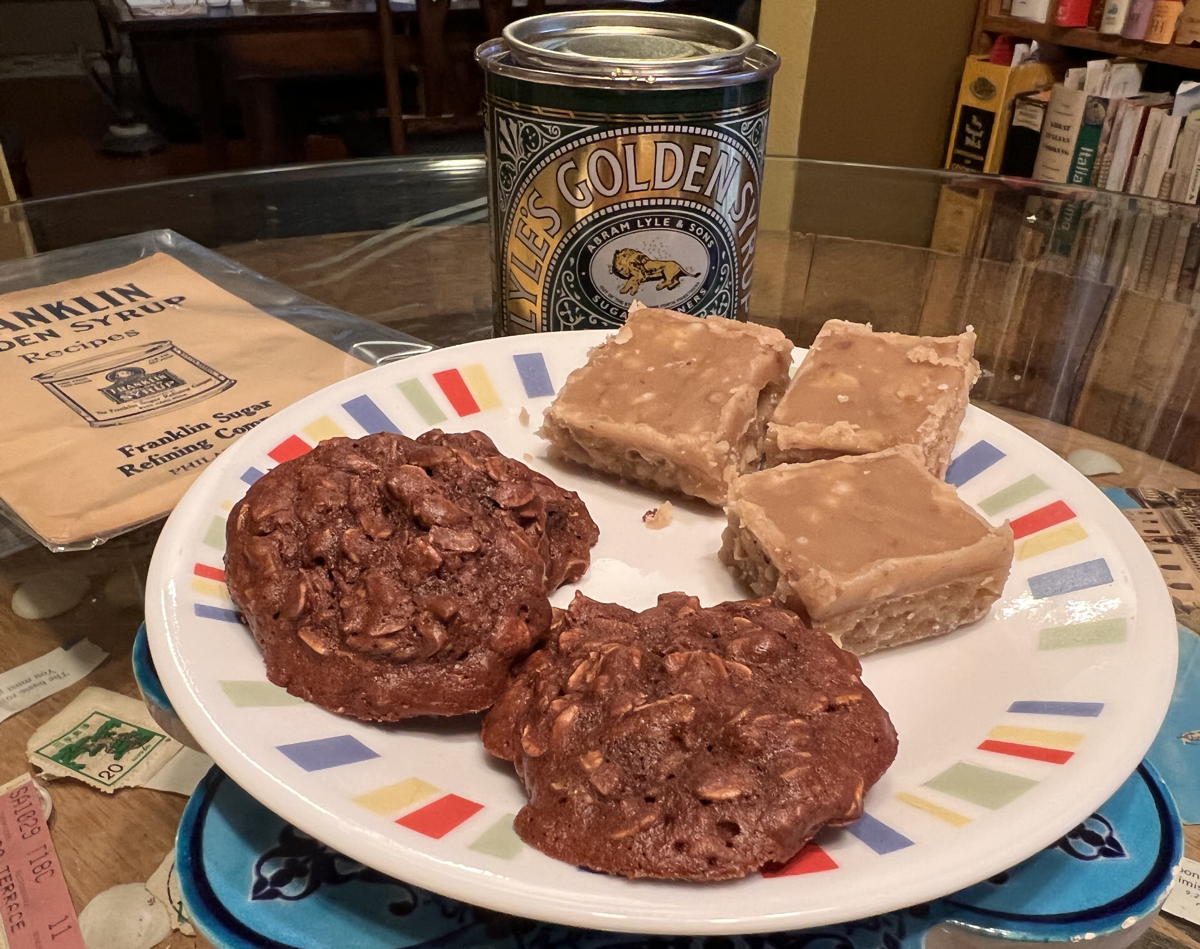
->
<box><xmin>31</xmin><ymin>711</ymin><xmax>167</xmax><ymax>788</ymax></box>
<box><xmin>26</xmin><ymin>687</ymin><xmax>185</xmax><ymax>794</ymax></box>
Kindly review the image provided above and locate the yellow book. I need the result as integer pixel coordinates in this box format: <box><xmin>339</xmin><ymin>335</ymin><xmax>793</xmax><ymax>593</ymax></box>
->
<box><xmin>944</xmin><ymin>56</ymin><xmax>1056</xmax><ymax>174</ymax></box>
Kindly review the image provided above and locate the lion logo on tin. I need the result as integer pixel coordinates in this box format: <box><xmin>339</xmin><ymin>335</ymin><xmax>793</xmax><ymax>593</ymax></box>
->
<box><xmin>611</xmin><ymin>248</ymin><xmax>699</xmax><ymax>296</ymax></box>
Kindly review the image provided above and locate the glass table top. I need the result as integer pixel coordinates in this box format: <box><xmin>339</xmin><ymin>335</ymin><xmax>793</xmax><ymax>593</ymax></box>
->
<box><xmin>0</xmin><ymin>156</ymin><xmax>1196</xmax><ymax>949</ymax></box>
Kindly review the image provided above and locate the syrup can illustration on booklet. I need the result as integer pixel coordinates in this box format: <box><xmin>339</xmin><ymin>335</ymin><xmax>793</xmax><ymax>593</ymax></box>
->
<box><xmin>32</xmin><ymin>339</ymin><xmax>235</xmax><ymax>427</ymax></box>
<box><xmin>477</xmin><ymin>11</ymin><xmax>779</xmax><ymax>335</ymax></box>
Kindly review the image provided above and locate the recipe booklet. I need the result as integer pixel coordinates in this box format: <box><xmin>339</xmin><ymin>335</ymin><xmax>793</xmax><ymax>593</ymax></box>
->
<box><xmin>0</xmin><ymin>231</ymin><xmax>430</xmax><ymax>551</ymax></box>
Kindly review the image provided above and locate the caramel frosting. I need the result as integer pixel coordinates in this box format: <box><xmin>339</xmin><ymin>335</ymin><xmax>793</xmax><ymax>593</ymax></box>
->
<box><xmin>541</xmin><ymin>305</ymin><xmax>793</xmax><ymax>503</ymax></box>
<box><xmin>768</xmin><ymin>321</ymin><xmax>979</xmax><ymax>469</ymax></box>
<box><xmin>553</xmin><ymin>306</ymin><xmax>790</xmax><ymax>436</ymax></box>
<box><xmin>725</xmin><ymin>447</ymin><xmax>1012</xmax><ymax>620</ymax></box>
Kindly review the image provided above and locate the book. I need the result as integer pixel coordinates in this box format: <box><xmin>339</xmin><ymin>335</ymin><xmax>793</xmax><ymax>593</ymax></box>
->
<box><xmin>1100</xmin><ymin>0</ymin><xmax>1133</xmax><ymax>31</ymax></box>
<box><xmin>1001</xmin><ymin>89</ymin><xmax>1052</xmax><ymax>177</ymax></box>
<box><xmin>1033</xmin><ymin>85</ymin><xmax>1089</xmax><ymax>183</ymax></box>
<box><xmin>1084</xmin><ymin>57</ymin><xmax>1109</xmax><ymax>94</ymax></box>
<box><xmin>944</xmin><ymin>56</ymin><xmax>1056</xmax><ymax>173</ymax></box>
<box><xmin>1090</xmin><ymin>0</ymin><xmax>1109</xmax><ymax>24</ymax></box>
<box><xmin>1172</xmin><ymin>109</ymin><xmax>1200</xmax><ymax>201</ymax></box>
<box><xmin>1100</xmin><ymin>60</ymin><xmax>1146</xmax><ymax>97</ymax></box>
<box><xmin>1069</xmin><ymin>94</ymin><xmax>1111</xmax><ymax>185</ymax></box>
<box><xmin>1172</xmin><ymin>79</ymin><xmax>1200</xmax><ymax>115</ymax></box>
<box><xmin>1145</xmin><ymin>0</ymin><xmax>1183</xmax><ymax>40</ymax></box>
<box><xmin>1128</xmin><ymin>104</ymin><xmax>1174</xmax><ymax>194</ymax></box>
<box><xmin>1122</xmin><ymin>0</ymin><xmax>1157</xmax><ymax>36</ymax></box>
<box><xmin>1104</xmin><ymin>95</ymin><xmax>1173</xmax><ymax>191</ymax></box>
<box><xmin>1013</xmin><ymin>0</ymin><xmax>1054</xmax><ymax>18</ymax></box>
<box><xmin>989</xmin><ymin>34</ymin><xmax>1016</xmax><ymax>66</ymax></box>
<box><xmin>1176</xmin><ymin>0</ymin><xmax>1200</xmax><ymax>41</ymax></box>
<box><xmin>1056</xmin><ymin>0</ymin><xmax>1095</xmax><ymax>24</ymax></box>
<box><xmin>1142</xmin><ymin>112</ymin><xmax>1182</xmax><ymax>196</ymax></box>
<box><xmin>1098</xmin><ymin>100</ymin><xmax>1135</xmax><ymax>189</ymax></box>
<box><xmin>1127</xmin><ymin>108</ymin><xmax>1163</xmax><ymax>195</ymax></box>
<box><xmin>1169</xmin><ymin>115</ymin><xmax>1200</xmax><ymax>201</ymax></box>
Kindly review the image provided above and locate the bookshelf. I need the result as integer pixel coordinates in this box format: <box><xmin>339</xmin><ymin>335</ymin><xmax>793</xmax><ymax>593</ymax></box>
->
<box><xmin>975</xmin><ymin>0</ymin><xmax>1200</xmax><ymax>70</ymax></box>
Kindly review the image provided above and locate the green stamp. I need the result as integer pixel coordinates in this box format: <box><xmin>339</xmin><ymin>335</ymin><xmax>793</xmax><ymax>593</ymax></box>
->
<box><xmin>34</xmin><ymin>711</ymin><xmax>166</xmax><ymax>787</ymax></box>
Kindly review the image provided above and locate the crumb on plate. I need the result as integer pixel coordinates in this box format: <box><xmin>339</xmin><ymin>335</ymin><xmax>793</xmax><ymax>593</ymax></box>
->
<box><xmin>642</xmin><ymin>501</ymin><xmax>674</xmax><ymax>530</ymax></box>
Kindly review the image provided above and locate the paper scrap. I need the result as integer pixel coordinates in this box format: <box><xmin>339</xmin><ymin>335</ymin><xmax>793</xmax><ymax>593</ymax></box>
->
<box><xmin>143</xmin><ymin>746</ymin><xmax>211</xmax><ymax>797</ymax></box>
<box><xmin>145</xmin><ymin>850</ymin><xmax>193</xmax><ymax>936</ymax></box>
<box><xmin>25</xmin><ymin>687</ymin><xmax>206</xmax><ymax>796</ymax></box>
<box><xmin>0</xmin><ymin>641</ymin><xmax>107</xmax><ymax>725</ymax></box>
<box><xmin>1164</xmin><ymin>856</ymin><xmax>1200</xmax><ymax>925</ymax></box>
<box><xmin>0</xmin><ymin>775</ymin><xmax>51</xmax><ymax>824</ymax></box>
<box><xmin>78</xmin><ymin>884</ymin><xmax>169</xmax><ymax>949</ymax></box>
<box><xmin>0</xmin><ymin>776</ymin><xmax>85</xmax><ymax>949</ymax></box>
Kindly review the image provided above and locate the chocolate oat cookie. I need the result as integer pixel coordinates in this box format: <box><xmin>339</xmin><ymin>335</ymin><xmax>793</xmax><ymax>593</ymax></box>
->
<box><xmin>416</xmin><ymin>430</ymin><xmax>598</xmax><ymax>590</ymax></box>
<box><xmin>484</xmin><ymin>592</ymin><xmax>898</xmax><ymax>881</ymax></box>
<box><xmin>224</xmin><ymin>431</ymin><xmax>597</xmax><ymax>720</ymax></box>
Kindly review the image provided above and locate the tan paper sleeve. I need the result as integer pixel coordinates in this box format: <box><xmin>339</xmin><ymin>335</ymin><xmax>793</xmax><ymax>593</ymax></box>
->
<box><xmin>0</xmin><ymin>253</ymin><xmax>371</xmax><ymax>547</ymax></box>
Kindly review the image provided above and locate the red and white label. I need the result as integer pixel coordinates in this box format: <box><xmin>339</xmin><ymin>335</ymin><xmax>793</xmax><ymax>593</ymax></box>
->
<box><xmin>0</xmin><ymin>777</ymin><xmax>83</xmax><ymax>949</ymax></box>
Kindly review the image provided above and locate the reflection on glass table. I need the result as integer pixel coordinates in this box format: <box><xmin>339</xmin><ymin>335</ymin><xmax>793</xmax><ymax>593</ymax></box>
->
<box><xmin>0</xmin><ymin>156</ymin><xmax>1197</xmax><ymax>949</ymax></box>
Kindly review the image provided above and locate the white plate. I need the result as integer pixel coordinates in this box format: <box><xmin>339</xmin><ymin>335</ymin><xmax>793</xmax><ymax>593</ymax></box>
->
<box><xmin>146</xmin><ymin>330</ymin><xmax>1177</xmax><ymax>936</ymax></box>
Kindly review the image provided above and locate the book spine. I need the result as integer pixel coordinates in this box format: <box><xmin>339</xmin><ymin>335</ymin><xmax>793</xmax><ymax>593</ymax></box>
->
<box><xmin>1013</xmin><ymin>0</ymin><xmax>1054</xmax><ymax>19</ymax></box>
<box><xmin>1120</xmin><ymin>105</ymin><xmax>1158</xmax><ymax>192</ymax></box>
<box><xmin>1056</xmin><ymin>0</ymin><xmax>1095</xmax><ymax>24</ymax></box>
<box><xmin>1089</xmin><ymin>0</ymin><xmax>1109</xmax><ymax>24</ymax></box>
<box><xmin>1176</xmin><ymin>0</ymin><xmax>1200</xmax><ymax>41</ymax></box>
<box><xmin>1170</xmin><ymin>127</ymin><xmax>1195</xmax><ymax>201</ymax></box>
<box><xmin>1000</xmin><ymin>97</ymin><xmax>1049</xmax><ymax>178</ymax></box>
<box><xmin>1069</xmin><ymin>96</ymin><xmax>1108</xmax><ymax>185</ymax></box>
<box><xmin>1101</xmin><ymin>0</ymin><xmax>1134</xmax><ymax>31</ymax></box>
<box><xmin>1145</xmin><ymin>0</ymin><xmax>1183</xmax><ymax>40</ymax></box>
<box><xmin>1186</xmin><ymin>141</ymin><xmax>1200</xmax><ymax>201</ymax></box>
<box><xmin>1034</xmin><ymin>86</ymin><xmax>1087</xmax><ymax>183</ymax></box>
<box><xmin>1123</xmin><ymin>0</ymin><xmax>1157</xmax><ymax>37</ymax></box>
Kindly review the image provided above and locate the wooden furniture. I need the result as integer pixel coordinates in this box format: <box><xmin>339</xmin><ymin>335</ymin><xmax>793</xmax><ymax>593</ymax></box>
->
<box><xmin>972</xmin><ymin>0</ymin><xmax>1200</xmax><ymax>67</ymax></box>
<box><xmin>92</xmin><ymin>0</ymin><xmax>494</xmax><ymax>168</ymax></box>
<box><xmin>93</xmin><ymin>0</ymin><xmax>379</xmax><ymax>167</ymax></box>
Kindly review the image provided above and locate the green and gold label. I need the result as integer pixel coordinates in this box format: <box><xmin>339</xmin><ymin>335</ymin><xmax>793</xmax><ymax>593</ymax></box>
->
<box><xmin>486</xmin><ymin>94</ymin><xmax>770</xmax><ymax>333</ymax></box>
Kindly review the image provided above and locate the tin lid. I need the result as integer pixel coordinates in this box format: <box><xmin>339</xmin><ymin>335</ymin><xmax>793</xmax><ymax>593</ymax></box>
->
<box><xmin>502</xmin><ymin>11</ymin><xmax>755</xmax><ymax>78</ymax></box>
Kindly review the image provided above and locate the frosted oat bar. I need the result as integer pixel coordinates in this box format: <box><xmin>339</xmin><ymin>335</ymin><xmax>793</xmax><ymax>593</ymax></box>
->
<box><xmin>539</xmin><ymin>305</ymin><xmax>793</xmax><ymax>505</ymax></box>
<box><xmin>766</xmin><ymin>320</ymin><xmax>980</xmax><ymax>477</ymax></box>
<box><xmin>720</xmin><ymin>446</ymin><xmax>1012</xmax><ymax>656</ymax></box>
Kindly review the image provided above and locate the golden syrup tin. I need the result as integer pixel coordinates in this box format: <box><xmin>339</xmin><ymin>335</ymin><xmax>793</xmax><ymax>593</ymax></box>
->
<box><xmin>477</xmin><ymin>11</ymin><xmax>779</xmax><ymax>334</ymax></box>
